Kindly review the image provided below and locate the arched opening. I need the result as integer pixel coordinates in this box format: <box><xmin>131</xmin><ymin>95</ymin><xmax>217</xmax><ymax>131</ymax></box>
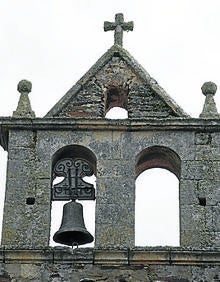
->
<box><xmin>135</xmin><ymin>146</ymin><xmax>181</xmax><ymax>247</ymax></box>
<box><xmin>105</xmin><ymin>107</ymin><xmax>128</xmax><ymax>119</ymax></box>
<box><xmin>0</xmin><ymin>147</ymin><xmax>7</xmax><ymax>243</ymax></box>
<box><xmin>50</xmin><ymin>145</ymin><xmax>97</xmax><ymax>247</ymax></box>
<box><xmin>105</xmin><ymin>86</ymin><xmax>128</xmax><ymax>119</ymax></box>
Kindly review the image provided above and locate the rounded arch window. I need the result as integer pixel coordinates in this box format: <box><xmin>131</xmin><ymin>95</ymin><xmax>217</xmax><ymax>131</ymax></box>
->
<box><xmin>135</xmin><ymin>146</ymin><xmax>181</xmax><ymax>247</ymax></box>
<box><xmin>50</xmin><ymin>145</ymin><xmax>97</xmax><ymax>247</ymax></box>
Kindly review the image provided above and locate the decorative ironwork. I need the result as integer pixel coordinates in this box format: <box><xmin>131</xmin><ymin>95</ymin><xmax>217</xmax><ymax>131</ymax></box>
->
<box><xmin>52</xmin><ymin>158</ymin><xmax>95</xmax><ymax>201</ymax></box>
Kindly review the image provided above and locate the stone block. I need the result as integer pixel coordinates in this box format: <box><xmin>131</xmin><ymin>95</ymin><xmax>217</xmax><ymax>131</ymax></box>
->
<box><xmin>96</xmin><ymin>203</ymin><xmax>134</xmax><ymax>225</ymax></box>
<box><xmin>195</xmin><ymin>145</ymin><xmax>215</xmax><ymax>160</ymax></box>
<box><xmin>8</xmin><ymin>147</ymin><xmax>35</xmax><ymax>161</ymax></box>
<box><xmin>214</xmin><ymin>232</ymin><xmax>220</xmax><ymax>247</ymax></box>
<box><xmin>179</xmin><ymin>180</ymin><xmax>198</xmax><ymax>205</ymax></box>
<box><xmin>181</xmin><ymin>230</ymin><xmax>216</xmax><ymax>247</ymax></box>
<box><xmin>212</xmin><ymin>205</ymin><xmax>220</xmax><ymax>231</ymax></box>
<box><xmin>211</xmin><ymin>132</ymin><xmax>220</xmax><ymax>145</ymax></box>
<box><xmin>130</xmin><ymin>249</ymin><xmax>170</xmax><ymax>265</ymax></box>
<box><xmin>197</xmin><ymin>180</ymin><xmax>220</xmax><ymax>205</ymax></box>
<box><xmin>192</xmin><ymin>266</ymin><xmax>220</xmax><ymax>282</ymax></box>
<box><xmin>181</xmin><ymin>160</ymin><xmax>220</xmax><ymax>180</ymax></box>
<box><xmin>154</xmin><ymin>264</ymin><xmax>192</xmax><ymax>281</ymax></box>
<box><xmin>121</xmin><ymin>131</ymin><xmax>195</xmax><ymax>161</ymax></box>
<box><xmin>94</xmin><ymin>249</ymin><xmax>128</xmax><ymax>265</ymax></box>
<box><xmin>9</xmin><ymin>130</ymin><xmax>35</xmax><ymax>148</ymax></box>
<box><xmin>7</xmin><ymin>159</ymin><xmax>34</xmax><ymax>179</ymax></box>
<box><xmin>89</xmin><ymin>139</ymin><xmax>121</xmax><ymax>160</ymax></box>
<box><xmin>96</xmin><ymin>177</ymin><xmax>135</xmax><ymax>204</ymax></box>
<box><xmin>195</xmin><ymin>132</ymin><xmax>212</xmax><ymax>145</ymax></box>
<box><xmin>35</xmin><ymin>178</ymin><xmax>51</xmax><ymax>205</ymax></box>
<box><xmin>97</xmin><ymin>159</ymin><xmax>134</xmax><ymax>178</ymax></box>
<box><xmin>34</xmin><ymin>160</ymin><xmax>51</xmax><ymax>179</ymax></box>
<box><xmin>180</xmin><ymin>205</ymin><xmax>206</xmax><ymax>231</ymax></box>
<box><xmin>53</xmin><ymin>247</ymin><xmax>93</xmax><ymax>264</ymax></box>
<box><xmin>95</xmin><ymin>224</ymin><xmax>134</xmax><ymax>248</ymax></box>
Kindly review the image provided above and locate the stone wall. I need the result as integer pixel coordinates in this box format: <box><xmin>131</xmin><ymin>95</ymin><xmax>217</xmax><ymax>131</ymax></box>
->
<box><xmin>0</xmin><ymin>118</ymin><xmax>219</xmax><ymax>280</ymax></box>
<box><xmin>1</xmin><ymin>119</ymin><xmax>219</xmax><ymax>249</ymax></box>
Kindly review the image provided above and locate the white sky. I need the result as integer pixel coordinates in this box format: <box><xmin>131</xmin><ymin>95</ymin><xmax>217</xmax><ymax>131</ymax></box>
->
<box><xmin>0</xmin><ymin>0</ymin><xmax>220</xmax><ymax>247</ymax></box>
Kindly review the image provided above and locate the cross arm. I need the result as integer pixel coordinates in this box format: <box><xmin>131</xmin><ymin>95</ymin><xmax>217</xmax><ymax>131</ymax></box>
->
<box><xmin>122</xmin><ymin>21</ymin><xmax>134</xmax><ymax>31</ymax></box>
<box><xmin>104</xmin><ymin>21</ymin><xmax>116</xmax><ymax>31</ymax></box>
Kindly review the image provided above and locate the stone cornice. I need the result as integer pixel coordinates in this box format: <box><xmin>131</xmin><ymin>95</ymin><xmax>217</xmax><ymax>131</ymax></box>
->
<box><xmin>0</xmin><ymin>247</ymin><xmax>219</xmax><ymax>266</ymax></box>
<box><xmin>1</xmin><ymin>117</ymin><xmax>220</xmax><ymax>130</ymax></box>
<box><xmin>1</xmin><ymin>117</ymin><xmax>220</xmax><ymax>151</ymax></box>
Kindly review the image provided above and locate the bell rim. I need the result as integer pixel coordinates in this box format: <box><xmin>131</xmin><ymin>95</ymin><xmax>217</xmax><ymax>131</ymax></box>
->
<box><xmin>53</xmin><ymin>228</ymin><xmax>94</xmax><ymax>246</ymax></box>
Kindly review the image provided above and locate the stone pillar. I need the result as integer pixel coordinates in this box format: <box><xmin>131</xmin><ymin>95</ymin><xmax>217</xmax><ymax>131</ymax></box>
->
<box><xmin>180</xmin><ymin>132</ymin><xmax>220</xmax><ymax>247</ymax></box>
<box><xmin>1</xmin><ymin>130</ymin><xmax>51</xmax><ymax>248</ymax></box>
<box><xmin>94</xmin><ymin>132</ymin><xmax>136</xmax><ymax>248</ymax></box>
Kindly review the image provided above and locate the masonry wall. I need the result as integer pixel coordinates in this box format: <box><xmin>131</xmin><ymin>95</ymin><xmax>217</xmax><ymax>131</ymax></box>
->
<box><xmin>1</xmin><ymin>125</ymin><xmax>219</xmax><ymax>249</ymax></box>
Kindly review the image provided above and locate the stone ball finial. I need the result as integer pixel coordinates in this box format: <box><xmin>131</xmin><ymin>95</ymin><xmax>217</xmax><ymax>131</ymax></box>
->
<box><xmin>17</xmin><ymin>79</ymin><xmax>32</xmax><ymax>94</ymax></box>
<box><xmin>201</xmin><ymin>81</ymin><xmax>217</xmax><ymax>96</ymax></box>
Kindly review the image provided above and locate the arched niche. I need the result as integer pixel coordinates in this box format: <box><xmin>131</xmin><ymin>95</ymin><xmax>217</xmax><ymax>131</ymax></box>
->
<box><xmin>50</xmin><ymin>145</ymin><xmax>97</xmax><ymax>247</ymax></box>
<box><xmin>135</xmin><ymin>146</ymin><xmax>181</xmax><ymax>246</ymax></box>
<box><xmin>104</xmin><ymin>86</ymin><xmax>128</xmax><ymax>118</ymax></box>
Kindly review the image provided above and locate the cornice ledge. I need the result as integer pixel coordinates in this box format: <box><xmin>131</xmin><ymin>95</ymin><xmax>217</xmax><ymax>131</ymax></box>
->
<box><xmin>0</xmin><ymin>247</ymin><xmax>219</xmax><ymax>266</ymax></box>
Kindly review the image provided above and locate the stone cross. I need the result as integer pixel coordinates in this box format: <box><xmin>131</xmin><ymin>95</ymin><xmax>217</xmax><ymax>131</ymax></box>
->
<box><xmin>104</xmin><ymin>13</ymin><xmax>134</xmax><ymax>46</ymax></box>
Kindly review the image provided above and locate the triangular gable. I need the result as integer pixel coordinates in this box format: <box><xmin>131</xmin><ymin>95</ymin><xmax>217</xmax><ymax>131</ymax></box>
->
<box><xmin>45</xmin><ymin>45</ymin><xmax>189</xmax><ymax>118</ymax></box>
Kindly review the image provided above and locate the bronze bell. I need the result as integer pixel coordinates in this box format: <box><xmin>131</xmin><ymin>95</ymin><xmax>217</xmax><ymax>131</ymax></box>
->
<box><xmin>53</xmin><ymin>201</ymin><xmax>94</xmax><ymax>246</ymax></box>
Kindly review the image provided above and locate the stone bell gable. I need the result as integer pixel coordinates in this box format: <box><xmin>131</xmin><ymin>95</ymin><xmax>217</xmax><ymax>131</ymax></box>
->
<box><xmin>45</xmin><ymin>45</ymin><xmax>188</xmax><ymax>119</ymax></box>
<box><xmin>0</xmin><ymin>12</ymin><xmax>219</xmax><ymax>282</ymax></box>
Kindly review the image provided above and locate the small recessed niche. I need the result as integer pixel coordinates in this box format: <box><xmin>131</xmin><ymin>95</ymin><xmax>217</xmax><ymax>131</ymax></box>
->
<box><xmin>198</xmin><ymin>197</ymin><xmax>206</xmax><ymax>206</ymax></box>
<box><xmin>26</xmin><ymin>197</ymin><xmax>35</xmax><ymax>205</ymax></box>
<box><xmin>105</xmin><ymin>86</ymin><xmax>128</xmax><ymax>118</ymax></box>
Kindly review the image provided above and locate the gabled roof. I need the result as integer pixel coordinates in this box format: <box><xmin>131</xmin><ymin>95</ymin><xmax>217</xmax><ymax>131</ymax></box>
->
<box><xmin>45</xmin><ymin>45</ymin><xmax>189</xmax><ymax>118</ymax></box>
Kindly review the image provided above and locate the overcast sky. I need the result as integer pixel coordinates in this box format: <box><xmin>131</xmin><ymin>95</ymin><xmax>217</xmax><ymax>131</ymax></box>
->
<box><xmin>0</xmin><ymin>0</ymin><xmax>220</xmax><ymax>247</ymax></box>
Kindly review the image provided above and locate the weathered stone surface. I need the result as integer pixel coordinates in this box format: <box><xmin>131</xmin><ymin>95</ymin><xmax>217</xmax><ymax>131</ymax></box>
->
<box><xmin>200</xmin><ymin>81</ymin><xmax>219</xmax><ymax>118</ymax></box>
<box><xmin>195</xmin><ymin>132</ymin><xmax>212</xmax><ymax>145</ymax></box>
<box><xmin>0</xmin><ymin>248</ymin><xmax>218</xmax><ymax>281</ymax></box>
<box><xmin>1</xmin><ymin>124</ymin><xmax>220</xmax><ymax>250</ymax></box>
<box><xmin>45</xmin><ymin>45</ymin><xmax>188</xmax><ymax>119</ymax></box>
<box><xmin>13</xmin><ymin>80</ymin><xmax>35</xmax><ymax>118</ymax></box>
<box><xmin>104</xmin><ymin>13</ymin><xmax>134</xmax><ymax>46</ymax></box>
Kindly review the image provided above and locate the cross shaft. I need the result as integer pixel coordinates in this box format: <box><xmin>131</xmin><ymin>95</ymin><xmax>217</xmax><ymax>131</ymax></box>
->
<box><xmin>104</xmin><ymin>13</ymin><xmax>134</xmax><ymax>46</ymax></box>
